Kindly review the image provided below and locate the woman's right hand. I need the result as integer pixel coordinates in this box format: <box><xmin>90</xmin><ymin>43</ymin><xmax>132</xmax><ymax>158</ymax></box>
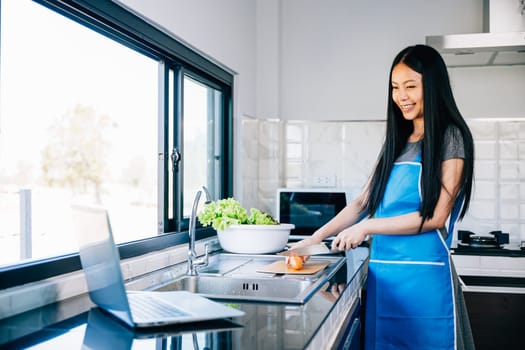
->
<box><xmin>285</xmin><ymin>235</ymin><xmax>324</xmax><ymax>263</ymax></box>
<box><xmin>331</xmin><ymin>220</ymin><xmax>368</xmax><ymax>251</ymax></box>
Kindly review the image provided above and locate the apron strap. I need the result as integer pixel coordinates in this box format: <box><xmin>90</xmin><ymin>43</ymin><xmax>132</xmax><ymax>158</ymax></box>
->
<box><xmin>446</xmin><ymin>195</ymin><xmax>464</xmax><ymax>247</ymax></box>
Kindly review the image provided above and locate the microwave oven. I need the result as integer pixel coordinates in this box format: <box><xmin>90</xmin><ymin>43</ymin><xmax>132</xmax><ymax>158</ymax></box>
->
<box><xmin>276</xmin><ymin>188</ymin><xmax>347</xmax><ymax>240</ymax></box>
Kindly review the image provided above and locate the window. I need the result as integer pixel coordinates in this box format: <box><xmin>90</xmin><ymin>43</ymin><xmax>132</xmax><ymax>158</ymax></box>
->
<box><xmin>0</xmin><ymin>0</ymin><xmax>233</xmax><ymax>289</ymax></box>
<box><xmin>183</xmin><ymin>75</ymin><xmax>224</xmax><ymax>214</ymax></box>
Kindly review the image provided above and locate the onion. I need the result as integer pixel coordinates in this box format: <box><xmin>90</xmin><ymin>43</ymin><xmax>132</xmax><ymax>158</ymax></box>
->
<box><xmin>287</xmin><ymin>256</ymin><xmax>304</xmax><ymax>270</ymax></box>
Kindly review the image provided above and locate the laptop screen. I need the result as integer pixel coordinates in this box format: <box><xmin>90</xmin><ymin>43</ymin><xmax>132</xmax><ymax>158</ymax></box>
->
<box><xmin>276</xmin><ymin>189</ymin><xmax>347</xmax><ymax>238</ymax></box>
<box><xmin>72</xmin><ymin>204</ymin><xmax>135</xmax><ymax>326</ymax></box>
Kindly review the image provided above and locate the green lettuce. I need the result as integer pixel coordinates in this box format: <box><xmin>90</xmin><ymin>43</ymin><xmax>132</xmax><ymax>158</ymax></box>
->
<box><xmin>248</xmin><ymin>208</ymin><xmax>278</xmax><ymax>225</ymax></box>
<box><xmin>198</xmin><ymin>198</ymin><xmax>278</xmax><ymax>231</ymax></box>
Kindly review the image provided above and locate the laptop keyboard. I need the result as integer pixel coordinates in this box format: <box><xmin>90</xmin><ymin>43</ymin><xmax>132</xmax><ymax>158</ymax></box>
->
<box><xmin>128</xmin><ymin>294</ymin><xmax>189</xmax><ymax>320</ymax></box>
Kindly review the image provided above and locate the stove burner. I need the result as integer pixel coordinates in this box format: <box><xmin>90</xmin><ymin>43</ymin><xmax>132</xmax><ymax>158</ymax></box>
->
<box><xmin>458</xmin><ymin>230</ymin><xmax>510</xmax><ymax>248</ymax></box>
<box><xmin>468</xmin><ymin>235</ymin><xmax>499</xmax><ymax>248</ymax></box>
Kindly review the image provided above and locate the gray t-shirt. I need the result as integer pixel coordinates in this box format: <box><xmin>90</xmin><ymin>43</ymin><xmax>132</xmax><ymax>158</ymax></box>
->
<box><xmin>397</xmin><ymin>126</ymin><xmax>465</xmax><ymax>162</ymax></box>
<box><xmin>394</xmin><ymin>126</ymin><xmax>466</xmax><ymax>240</ymax></box>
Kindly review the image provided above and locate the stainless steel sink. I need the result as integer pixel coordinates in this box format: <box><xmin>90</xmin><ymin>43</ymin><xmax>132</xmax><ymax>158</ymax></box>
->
<box><xmin>153</xmin><ymin>253</ymin><xmax>345</xmax><ymax>304</ymax></box>
<box><xmin>154</xmin><ymin>275</ymin><xmax>316</xmax><ymax>303</ymax></box>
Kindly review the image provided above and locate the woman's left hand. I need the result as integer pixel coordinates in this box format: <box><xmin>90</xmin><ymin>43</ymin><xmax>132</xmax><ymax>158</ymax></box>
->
<box><xmin>331</xmin><ymin>221</ymin><xmax>368</xmax><ymax>251</ymax></box>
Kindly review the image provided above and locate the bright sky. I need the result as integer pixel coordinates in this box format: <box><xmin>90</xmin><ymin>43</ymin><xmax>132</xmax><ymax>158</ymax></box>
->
<box><xmin>0</xmin><ymin>0</ymin><xmax>158</xmax><ymax>180</ymax></box>
<box><xmin>0</xmin><ymin>0</ymin><xmax>212</xmax><ymax>265</ymax></box>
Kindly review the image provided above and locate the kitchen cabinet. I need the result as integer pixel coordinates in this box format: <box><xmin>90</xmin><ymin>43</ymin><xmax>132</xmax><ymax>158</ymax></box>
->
<box><xmin>464</xmin><ymin>290</ymin><xmax>525</xmax><ymax>350</ymax></box>
<box><xmin>333</xmin><ymin>299</ymin><xmax>361</xmax><ymax>350</ymax></box>
<box><xmin>452</xmin><ymin>247</ymin><xmax>525</xmax><ymax>350</ymax></box>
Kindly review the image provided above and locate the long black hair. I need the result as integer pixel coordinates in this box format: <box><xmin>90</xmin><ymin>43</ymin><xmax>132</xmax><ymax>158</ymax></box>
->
<box><xmin>365</xmin><ymin>44</ymin><xmax>474</xmax><ymax>227</ymax></box>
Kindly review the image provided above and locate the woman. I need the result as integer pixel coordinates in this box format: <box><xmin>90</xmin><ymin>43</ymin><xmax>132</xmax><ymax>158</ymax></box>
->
<box><xmin>295</xmin><ymin>45</ymin><xmax>475</xmax><ymax>349</ymax></box>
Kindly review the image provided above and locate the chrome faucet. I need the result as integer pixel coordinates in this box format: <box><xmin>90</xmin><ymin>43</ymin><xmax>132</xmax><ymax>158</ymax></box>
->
<box><xmin>187</xmin><ymin>186</ymin><xmax>212</xmax><ymax>276</ymax></box>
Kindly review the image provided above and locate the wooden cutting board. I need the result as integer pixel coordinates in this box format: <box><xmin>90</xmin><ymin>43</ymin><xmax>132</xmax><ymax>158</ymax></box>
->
<box><xmin>256</xmin><ymin>260</ymin><xmax>329</xmax><ymax>275</ymax></box>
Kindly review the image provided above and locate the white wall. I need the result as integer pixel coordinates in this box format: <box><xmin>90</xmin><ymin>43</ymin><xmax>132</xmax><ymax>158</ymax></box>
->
<box><xmin>276</xmin><ymin>0</ymin><xmax>486</xmax><ymax>120</ymax></box>
<box><xmin>254</xmin><ymin>0</ymin><xmax>525</xmax><ymax>121</ymax></box>
<box><xmin>255</xmin><ymin>0</ymin><xmax>280</xmax><ymax>120</ymax></box>
<box><xmin>450</xmin><ymin>66</ymin><xmax>525</xmax><ymax>119</ymax></box>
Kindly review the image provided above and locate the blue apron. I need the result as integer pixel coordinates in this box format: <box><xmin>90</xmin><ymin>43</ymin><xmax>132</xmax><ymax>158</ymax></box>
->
<box><xmin>365</xmin><ymin>155</ymin><xmax>461</xmax><ymax>350</ymax></box>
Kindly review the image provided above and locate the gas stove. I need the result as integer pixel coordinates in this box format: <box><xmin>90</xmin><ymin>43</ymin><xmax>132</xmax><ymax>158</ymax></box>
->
<box><xmin>453</xmin><ymin>230</ymin><xmax>525</xmax><ymax>257</ymax></box>
<box><xmin>458</xmin><ymin>230</ymin><xmax>509</xmax><ymax>248</ymax></box>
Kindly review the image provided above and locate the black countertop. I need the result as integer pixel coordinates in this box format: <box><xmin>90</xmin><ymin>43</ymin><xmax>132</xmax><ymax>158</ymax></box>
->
<box><xmin>451</xmin><ymin>243</ymin><xmax>525</xmax><ymax>257</ymax></box>
<box><xmin>0</xmin><ymin>250</ymin><xmax>368</xmax><ymax>349</ymax></box>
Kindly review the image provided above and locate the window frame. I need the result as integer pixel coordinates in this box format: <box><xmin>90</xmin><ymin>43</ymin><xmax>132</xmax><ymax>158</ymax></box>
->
<box><xmin>0</xmin><ymin>0</ymin><xmax>234</xmax><ymax>290</ymax></box>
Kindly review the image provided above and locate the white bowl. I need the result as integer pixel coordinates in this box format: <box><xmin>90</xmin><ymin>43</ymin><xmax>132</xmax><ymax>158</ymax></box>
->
<box><xmin>217</xmin><ymin>223</ymin><xmax>295</xmax><ymax>254</ymax></box>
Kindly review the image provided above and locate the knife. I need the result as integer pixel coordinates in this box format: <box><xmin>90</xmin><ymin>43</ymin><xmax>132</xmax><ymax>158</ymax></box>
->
<box><xmin>277</xmin><ymin>243</ymin><xmax>332</xmax><ymax>256</ymax></box>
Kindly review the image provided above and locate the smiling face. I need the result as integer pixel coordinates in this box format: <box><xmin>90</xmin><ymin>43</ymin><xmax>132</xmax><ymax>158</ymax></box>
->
<box><xmin>391</xmin><ymin>63</ymin><xmax>424</xmax><ymax>123</ymax></box>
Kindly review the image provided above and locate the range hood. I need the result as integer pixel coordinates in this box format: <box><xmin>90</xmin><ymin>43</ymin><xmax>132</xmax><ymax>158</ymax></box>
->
<box><xmin>426</xmin><ymin>0</ymin><xmax>525</xmax><ymax>67</ymax></box>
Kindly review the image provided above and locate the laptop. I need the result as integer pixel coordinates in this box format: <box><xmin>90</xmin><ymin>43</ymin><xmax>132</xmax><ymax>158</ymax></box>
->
<box><xmin>72</xmin><ymin>204</ymin><xmax>244</xmax><ymax>328</ymax></box>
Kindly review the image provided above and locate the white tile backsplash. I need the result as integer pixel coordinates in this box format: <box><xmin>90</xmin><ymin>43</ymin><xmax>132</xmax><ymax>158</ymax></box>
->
<box><xmin>500</xmin><ymin>203</ymin><xmax>520</xmax><ymax>220</ymax></box>
<box><xmin>474</xmin><ymin>160</ymin><xmax>497</xmax><ymax>180</ymax></box>
<box><xmin>474</xmin><ymin>181</ymin><xmax>497</xmax><ymax>199</ymax></box>
<box><xmin>475</xmin><ymin>141</ymin><xmax>497</xmax><ymax>159</ymax></box>
<box><xmin>499</xmin><ymin>161</ymin><xmax>520</xmax><ymax>180</ymax></box>
<box><xmin>500</xmin><ymin>122</ymin><xmax>521</xmax><ymax>139</ymax></box>
<box><xmin>500</xmin><ymin>183</ymin><xmax>520</xmax><ymax>200</ymax></box>
<box><xmin>285</xmin><ymin>123</ymin><xmax>304</xmax><ymax>143</ymax></box>
<box><xmin>241</xmin><ymin>117</ymin><xmax>525</xmax><ymax>242</ymax></box>
<box><xmin>286</xmin><ymin>143</ymin><xmax>302</xmax><ymax>159</ymax></box>
<box><xmin>468</xmin><ymin>201</ymin><xmax>498</xmax><ymax>220</ymax></box>
<box><xmin>500</xmin><ymin>140</ymin><xmax>519</xmax><ymax>159</ymax></box>
<box><xmin>469</xmin><ymin>121</ymin><xmax>497</xmax><ymax>140</ymax></box>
